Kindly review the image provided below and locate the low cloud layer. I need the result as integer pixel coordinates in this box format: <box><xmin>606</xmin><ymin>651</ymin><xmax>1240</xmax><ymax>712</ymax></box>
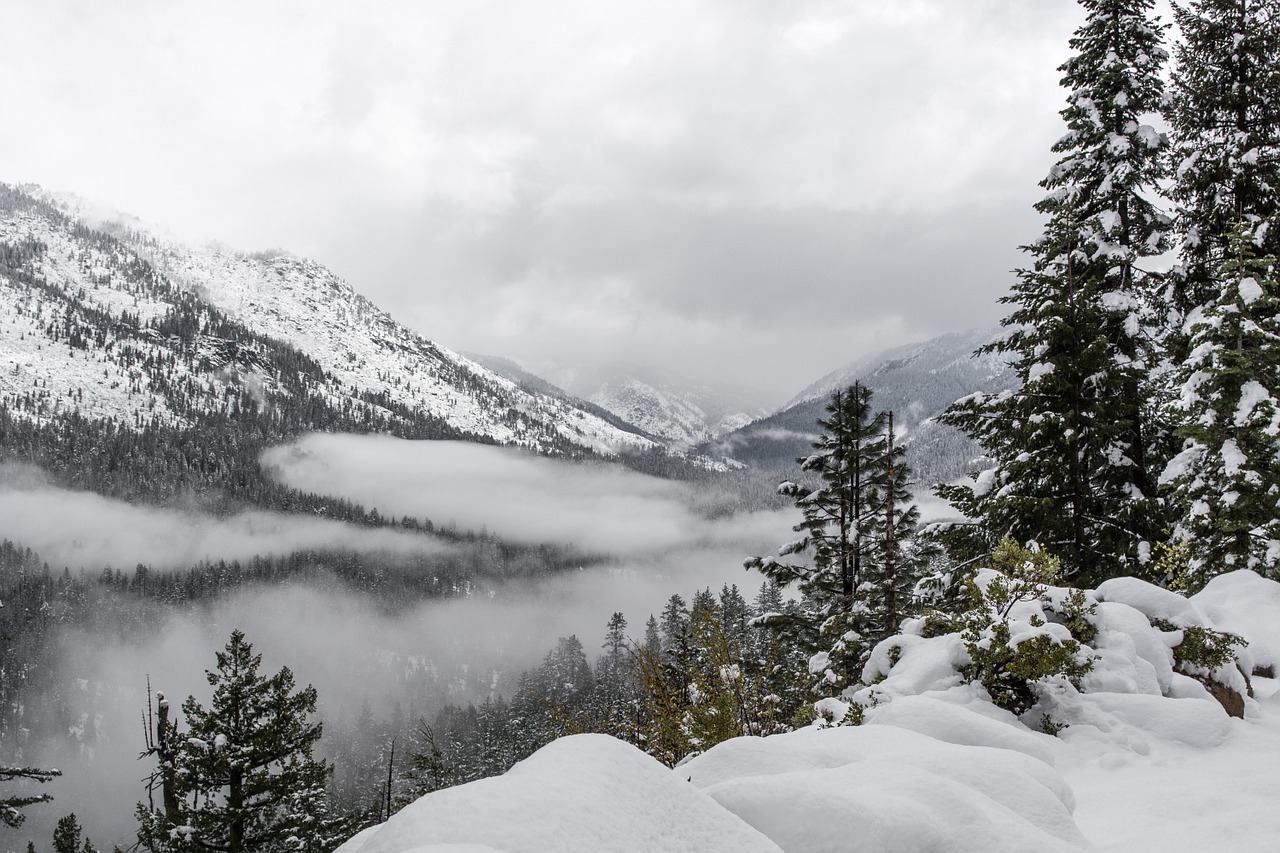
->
<box><xmin>31</xmin><ymin>518</ymin><xmax>785</xmax><ymax>847</ymax></box>
<box><xmin>0</xmin><ymin>463</ymin><xmax>449</xmax><ymax>571</ymax></box>
<box><xmin>262</xmin><ymin>434</ymin><xmax>791</xmax><ymax>555</ymax></box>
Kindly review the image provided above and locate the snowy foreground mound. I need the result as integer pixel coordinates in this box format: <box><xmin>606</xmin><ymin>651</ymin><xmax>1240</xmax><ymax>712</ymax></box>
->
<box><xmin>338</xmin><ymin>571</ymin><xmax>1280</xmax><ymax>853</ymax></box>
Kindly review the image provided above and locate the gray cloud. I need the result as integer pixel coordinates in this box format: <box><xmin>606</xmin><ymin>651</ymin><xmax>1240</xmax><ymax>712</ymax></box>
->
<box><xmin>261</xmin><ymin>433</ymin><xmax>795</xmax><ymax>555</ymax></box>
<box><xmin>0</xmin><ymin>463</ymin><xmax>449</xmax><ymax>571</ymax></box>
<box><xmin>1</xmin><ymin>0</ymin><xmax>1101</xmax><ymax>401</ymax></box>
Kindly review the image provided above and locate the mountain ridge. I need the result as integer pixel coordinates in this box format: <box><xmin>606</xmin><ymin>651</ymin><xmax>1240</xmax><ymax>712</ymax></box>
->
<box><xmin>0</xmin><ymin>183</ymin><xmax>658</xmax><ymax>458</ymax></box>
<box><xmin>704</xmin><ymin>326</ymin><xmax>1016</xmax><ymax>487</ymax></box>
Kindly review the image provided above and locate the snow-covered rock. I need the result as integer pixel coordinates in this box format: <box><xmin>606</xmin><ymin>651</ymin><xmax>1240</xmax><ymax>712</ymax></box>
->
<box><xmin>335</xmin><ymin>734</ymin><xmax>782</xmax><ymax>853</ymax></box>
<box><xmin>340</xmin><ymin>572</ymin><xmax>1280</xmax><ymax>853</ymax></box>
<box><xmin>1191</xmin><ymin>569</ymin><xmax>1280</xmax><ymax>676</ymax></box>
<box><xmin>684</xmin><ymin>724</ymin><xmax>1083</xmax><ymax>853</ymax></box>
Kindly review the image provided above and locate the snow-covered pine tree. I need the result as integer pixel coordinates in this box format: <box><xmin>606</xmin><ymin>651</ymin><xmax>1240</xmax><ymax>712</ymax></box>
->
<box><xmin>592</xmin><ymin>612</ymin><xmax>641</xmax><ymax>740</ymax></box>
<box><xmin>1164</xmin><ymin>0</ymin><xmax>1280</xmax><ymax>338</ymax></box>
<box><xmin>136</xmin><ymin>631</ymin><xmax>342</xmax><ymax>853</ymax></box>
<box><xmin>746</xmin><ymin>382</ymin><xmax>922</xmax><ymax>695</ymax></box>
<box><xmin>937</xmin><ymin>0</ymin><xmax>1171</xmax><ymax>585</ymax></box>
<box><xmin>1160</xmin><ymin>221</ymin><xmax>1280</xmax><ymax>583</ymax></box>
<box><xmin>870</xmin><ymin>412</ymin><xmax>932</xmax><ymax>641</ymax></box>
<box><xmin>1155</xmin><ymin>0</ymin><xmax>1280</xmax><ymax>585</ymax></box>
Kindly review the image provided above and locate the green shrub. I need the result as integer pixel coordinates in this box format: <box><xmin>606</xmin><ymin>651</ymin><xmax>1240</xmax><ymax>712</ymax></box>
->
<box><xmin>1171</xmin><ymin>624</ymin><xmax>1248</xmax><ymax>673</ymax></box>
<box><xmin>959</xmin><ymin>539</ymin><xmax>1095</xmax><ymax>718</ymax></box>
<box><xmin>1045</xmin><ymin>587</ymin><xmax>1099</xmax><ymax>646</ymax></box>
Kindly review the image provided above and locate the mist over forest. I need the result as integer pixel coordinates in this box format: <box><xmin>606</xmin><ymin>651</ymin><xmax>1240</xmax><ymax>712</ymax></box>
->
<box><xmin>0</xmin><ymin>435</ymin><xmax>798</xmax><ymax>848</ymax></box>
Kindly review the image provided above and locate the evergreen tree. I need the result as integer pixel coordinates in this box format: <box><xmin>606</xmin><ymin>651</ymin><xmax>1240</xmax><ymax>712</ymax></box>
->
<box><xmin>938</xmin><ymin>0</ymin><xmax>1171</xmax><ymax>584</ymax></box>
<box><xmin>136</xmin><ymin>631</ymin><xmax>342</xmax><ymax>853</ymax></box>
<box><xmin>746</xmin><ymin>383</ymin><xmax>923</xmax><ymax>694</ymax></box>
<box><xmin>641</xmin><ymin>615</ymin><xmax>662</xmax><ymax>661</ymax></box>
<box><xmin>593</xmin><ymin>612</ymin><xmax>640</xmax><ymax>740</ymax></box>
<box><xmin>1165</xmin><ymin>0</ymin><xmax>1280</xmax><ymax>333</ymax></box>
<box><xmin>1160</xmin><ymin>222</ymin><xmax>1280</xmax><ymax>583</ymax></box>
<box><xmin>53</xmin><ymin>814</ymin><xmax>84</xmax><ymax>853</ymax></box>
<box><xmin>658</xmin><ymin>595</ymin><xmax>690</xmax><ymax>663</ymax></box>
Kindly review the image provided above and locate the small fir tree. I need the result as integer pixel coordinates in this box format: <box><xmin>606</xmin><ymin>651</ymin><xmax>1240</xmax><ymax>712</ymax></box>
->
<box><xmin>53</xmin><ymin>814</ymin><xmax>85</xmax><ymax>853</ymax></box>
<box><xmin>136</xmin><ymin>630</ymin><xmax>341</xmax><ymax>853</ymax></box>
<box><xmin>746</xmin><ymin>383</ymin><xmax>925</xmax><ymax>695</ymax></box>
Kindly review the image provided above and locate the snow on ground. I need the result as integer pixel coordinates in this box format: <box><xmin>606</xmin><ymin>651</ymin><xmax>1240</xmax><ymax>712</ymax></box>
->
<box><xmin>340</xmin><ymin>571</ymin><xmax>1280</xmax><ymax>853</ymax></box>
<box><xmin>335</xmin><ymin>734</ymin><xmax>782</xmax><ymax>853</ymax></box>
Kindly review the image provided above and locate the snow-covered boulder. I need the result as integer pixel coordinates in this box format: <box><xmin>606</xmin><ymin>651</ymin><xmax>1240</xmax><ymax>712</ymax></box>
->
<box><xmin>683</xmin><ymin>724</ymin><xmax>1084</xmax><ymax>853</ymax></box>
<box><xmin>334</xmin><ymin>733</ymin><xmax>782</xmax><ymax>853</ymax></box>
<box><xmin>865</xmin><ymin>693</ymin><xmax>1058</xmax><ymax>765</ymax></box>
<box><xmin>1192</xmin><ymin>569</ymin><xmax>1280</xmax><ymax>677</ymax></box>
<box><xmin>1095</xmin><ymin>576</ymin><xmax>1213</xmax><ymax>629</ymax></box>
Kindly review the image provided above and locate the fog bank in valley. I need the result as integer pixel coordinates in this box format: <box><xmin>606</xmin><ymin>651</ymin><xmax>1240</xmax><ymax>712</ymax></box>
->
<box><xmin>3</xmin><ymin>437</ymin><xmax>800</xmax><ymax>849</ymax></box>
<box><xmin>261</xmin><ymin>435</ymin><xmax>775</xmax><ymax>554</ymax></box>
<box><xmin>0</xmin><ymin>463</ymin><xmax>451</xmax><ymax>572</ymax></box>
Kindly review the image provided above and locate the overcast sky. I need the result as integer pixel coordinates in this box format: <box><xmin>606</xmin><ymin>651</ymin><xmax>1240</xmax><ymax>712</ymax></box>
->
<box><xmin>2</xmin><ymin>0</ymin><xmax>1131</xmax><ymax>404</ymax></box>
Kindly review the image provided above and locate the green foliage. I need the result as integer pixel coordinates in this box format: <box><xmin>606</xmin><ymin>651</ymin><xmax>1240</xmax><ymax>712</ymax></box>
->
<box><xmin>635</xmin><ymin>589</ymin><xmax>789</xmax><ymax>764</ymax></box>
<box><xmin>1047</xmin><ymin>587</ymin><xmax>1099</xmax><ymax>647</ymax></box>
<box><xmin>1148</xmin><ymin>538</ymin><xmax>1193</xmax><ymax>591</ymax></box>
<box><xmin>958</xmin><ymin>540</ymin><xmax>1095</xmax><ymax>717</ymax></box>
<box><xmin>1171</xmin><ymin>625</ymin><xmax>1249</xmax><ymax>674</ymax></box>
<box><xmin>980</xmin><ymin>538</ymin><xmax>1061</xmax><ymax>619</ymax></box>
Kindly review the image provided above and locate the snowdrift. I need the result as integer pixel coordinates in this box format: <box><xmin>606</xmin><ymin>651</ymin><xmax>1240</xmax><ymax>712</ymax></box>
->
<box><xmin>338</xmin><ymin>570</ymin><xmax>1280</xmax><ymax>853</ymax></box>
<box><xmin>333</xmin><ymin>734</ymin><xmax>782</xmax><ymax>853</ymax></box>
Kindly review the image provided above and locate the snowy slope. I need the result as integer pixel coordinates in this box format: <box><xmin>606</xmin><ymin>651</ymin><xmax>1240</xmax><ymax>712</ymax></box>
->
<box><xmin>784</xmin><ymin>328</ymin><xmax>1010</xmax><ymax>410</ymax></box>
<box><xmin>0</xmin><ymin>184</ymin><xmax>656</xmax><ymax>455</ymax></box>
<box><xmin>338</xmin><ymin>570</ymin><xmax>1280</xmax><ymax>853</ymax></box>
<box><xmin>543</xmin><ymin>361</ymin><xmax>770</xmax><ymax>449</ymax></box>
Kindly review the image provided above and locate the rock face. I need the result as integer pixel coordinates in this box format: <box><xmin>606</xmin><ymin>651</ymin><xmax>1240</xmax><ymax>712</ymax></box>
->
<box><xmin>1197</xmin><ymin>675</ymin><xmax>1245</xmax><ymax>718</ymax></box>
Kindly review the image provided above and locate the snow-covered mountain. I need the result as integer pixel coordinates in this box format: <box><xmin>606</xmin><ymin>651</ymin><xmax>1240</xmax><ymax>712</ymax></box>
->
<box><xmin>0</xmin><ymin>184</ymin><xmax>657</xmax><ymax>456</ymax></box>
<box><xmin>530</xmin><ymin>361</ymin><xmax>771</xmax><ymax>449</ymax></box>
<box><xmin>706</xmin><ymin>328</ymin><xmax>1016</xmax><ymax>486</ymax></box>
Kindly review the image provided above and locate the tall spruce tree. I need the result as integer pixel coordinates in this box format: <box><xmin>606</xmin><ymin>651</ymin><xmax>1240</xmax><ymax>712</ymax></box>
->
<box><xmin>937</xmin><ymin>0</ymin><xmax>1171</xmax><ymax>584</ymax></box>
<box><xmin>746</xmin><ymin>383</ymin><xmax>923</xmax><ymax>694</ymax></box>
<box><xmin>1160</xmin><ymin>222</ymin><xmax>1280</xmax><ymax>582</ymax></box>
<box><xmin>1164</xmin><ymin>0</ymin><xmax>1280</xmax><ymax>333</ymax></box>
<box><xmin>1158</xmin><ymin>0</ymin><xmax>1280</xmax><ymax>584</ymax></box>
<box><xmin>136</xmin><ymin>631</ymin><xmax>341</xmax><ymax>853</ymax></box>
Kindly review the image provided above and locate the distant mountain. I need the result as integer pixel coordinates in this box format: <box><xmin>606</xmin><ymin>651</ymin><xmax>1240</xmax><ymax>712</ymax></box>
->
<box><xmin>463</xmin><ymin>353</ymin><xmax>661</xmax><ymax>442</ymax></box>
<box><xmin>536</xmin><ymin>361</ymin><xmax>772</xmax><ymax>449</ymax></box>
<box><xmin>704</xmin><ymin>328</ymin><xmax>1016</xmax><ymax>488</ymax></box>
<box><xmin>0</xmin><ymin>183</ymin><xmax>657</xmax><ymax>458</ymax></box>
